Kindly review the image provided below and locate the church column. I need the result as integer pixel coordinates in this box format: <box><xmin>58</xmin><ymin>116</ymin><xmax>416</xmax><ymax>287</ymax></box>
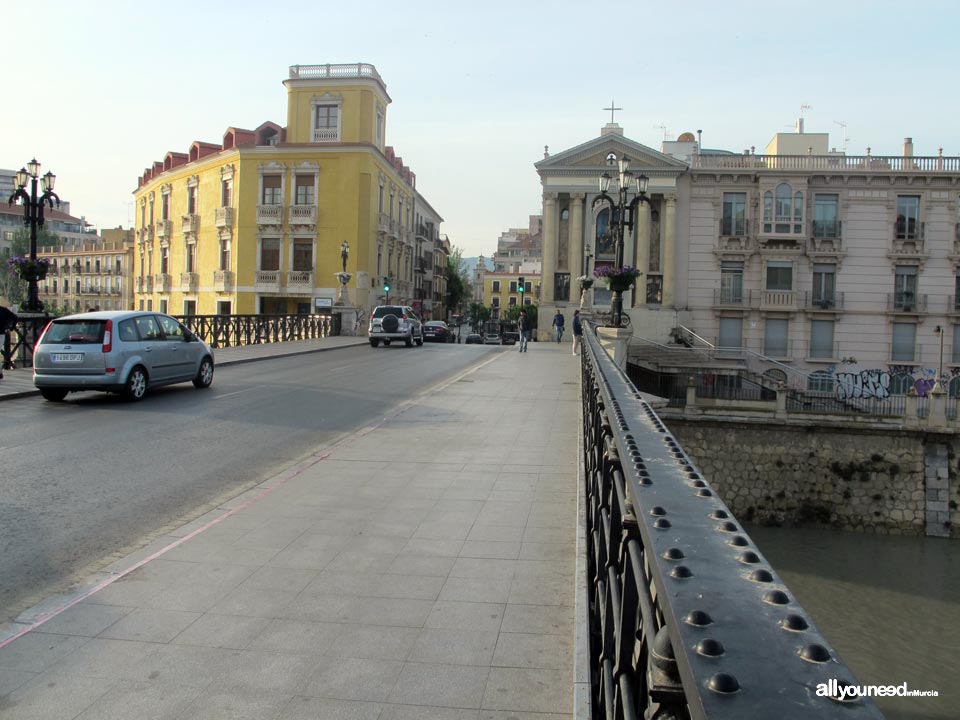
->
<box><xmin>634</xmin><ymin>202</ymin><xmax>651</xmax><ymax>307</ymax></box>
<box><xmin>663</xmin><ymin>195</ymin><xmax>677</xmax><ymax>306</ymax></box>
<box><xmin>541</xmin><ymin>193</ymin><xmax>558</xmax><ymax>305</ymax></box>
<box><xmin>568</xmin><ymin>194</ymin><xmax>585</xmax><ymax>281</ymax></box>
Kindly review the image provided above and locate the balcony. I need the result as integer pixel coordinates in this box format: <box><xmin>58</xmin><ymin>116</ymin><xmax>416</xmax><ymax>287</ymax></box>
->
<box><xmin>154</xmin><ymin>274</ymin><xmax>172</xmax><ymax>294</ymax></box>
<box><xmin>135</xmin><ymin>276</ymin><xmax>144</xmax><ymax>293</ymax></box>
<box><xmin>215</xmin><ymin>207</ymin><xmax>235</xmax><ymax>228</ymax></box>
<box><xmin>803</xmin><ymin>291</ymin><xmax>845</xmax><ymax>311</ymax></box>
<box><xmin>213</xmin><ymin>270</ymin><xmax>235</xmax><ymax>292</ymax></box>
<box><xmin>142</xmin><ymin>226</ymin><xmax>154</xmax><ymax>242</ymax></box>
<box><xmin>287</xmin><ymin>270</ymin><xmax>314</xmax><ymax>291</ymax></box>
<box><xmin>288</xmin><ymin>205</ymin><xmax>317</xmax><ymax>226</ymax></box>
<box><xmin>759</xmin><ymin>290</ymin><xmax>796</xmax><ymax>310</ymax></box>
<box><xmin>713</xmin><ymin>288</ymin><xmax>752</xmax><ymax>308</ymax></box>
<box><xmin>257</xmin><ymin>205</ymin><xmax>283</xmax><ymax>225</ymax></box>
<box><xmin>811</xmin><ymin>220</ymin><xmax>841</xmax><ymax>239</ymax></box>
<box><xmin>255</xmin><ymin>270</ymin><xmax>281</xmax><ymax>291</ymax></box>
<box><xmin>181</xmin><ymin>272</ymin><xmax>199</xmax><ymax>293</ymax></box>
<box><xmin>182</xmin><ymin>214</ymin><xmax>200</xmax><ymax>234</ymax></box>
<box><xmin>888</xmin><ymin>291</ymin><xmax>927</xmax><ymax>313</ymax></box>
<box><xmin>378</xmin><ymin>212</ymin><xmax>392</xmax><ymax>235</ymax></box>
<box><xmin>156</xmin><ymin>219</ymin><xmax>174</xmax><ymax>240</ymax></box>
<box><xmin>312</xmin><ymin>127</ymin><xmax>340</xmax><ymax>143</ymax></box>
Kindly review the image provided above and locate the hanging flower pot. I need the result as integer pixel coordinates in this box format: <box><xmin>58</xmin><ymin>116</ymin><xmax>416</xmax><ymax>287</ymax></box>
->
<box><xmin>8</xmin><ymin>257</ymin><xmax>50</xmax><ymax>282</ymax></box>
<box><xmin>594</xmin><ymin>265</ymin><xmax>641</xmax><ymax>293</ymax></box>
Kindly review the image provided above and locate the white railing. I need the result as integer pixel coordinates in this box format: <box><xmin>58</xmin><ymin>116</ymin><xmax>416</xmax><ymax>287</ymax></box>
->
<box><xmin>288</xmin><ymin>205</ymin><xmax>317</xmax><ymax>224</ymax></box>
<box><xmin>693</xmin><ymin>153</ymin><xmax>960</xmax><ymax>172</ymax></box>
<box><xmin>312</xmin><ymin>128</ymin><xmax>340</xmax><ymax>143</ymax></box>
<box><xmin>213</xmin><ymin>270</ymin><xmax>235</xmax><ymax>291</ymax></box>
<box><xmin>181</xmin><ymin>272</ymin><xmax>199</xmax><ymax>292</ymax></box>
<box><xmin>215</xmin><ymin>207</ymin><xmax>235</xmax><ymax>227</ymax></box>
<box><xmin>287</xmin><ymin>270</ymin><xmax>313</xmax><ymax>288</ymax></box>
<box><xmin>760</xmin><ymin>290</ymin><xmax>795</xmax><ymax>308</ymax></box>
<box><xmin>154</xmin><ymin>274</ymin><xmax>172</xmax><ymax>293</ymax></box>
<box><xmin>257</xmin><ymin>205</ymin><xmax>283</xmax><ymax>224</ymax></box>
<box><xmin>289</xmin><ymin>63</ymin><xmax>383</xmax><ymax>83</ymax></box>
<box><xmin>181</xmin><ymin>214</ymin><xmax>199</xmax><ymax>233</ymax></box>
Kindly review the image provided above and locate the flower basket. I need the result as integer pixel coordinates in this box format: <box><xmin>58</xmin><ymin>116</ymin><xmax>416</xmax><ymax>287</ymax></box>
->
<box><xmin>335</xmin><ymin>271</ymin><xmax>352</xmax><ymax>285</ymax></box>
<box><xmin>593</xmin><ymin>265</ymin><xmax>641</xmax><ymax>293</ymax></box>
<box><xmin>576</xmin><ymin>275</ymin><xmax>594</xmax><ymax>290</ymax></box>
<box><xmin>8</xmin><ymin>257</ymin><xmax>50</xmax><ymax>282</ymax></box>
<box><xmin>605</xmin><ymin>276</ymin><xmax>634</xmax><ymax>293</ymax></box>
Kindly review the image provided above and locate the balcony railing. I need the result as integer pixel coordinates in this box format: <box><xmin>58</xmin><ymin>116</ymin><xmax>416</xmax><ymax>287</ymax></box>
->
<box><xmin>888</xmin><ymin>292</ymin><xmax>927</xmax><ymax>312</ymax></box>
<box><xmin>693</xmin><ymin>153</ymin><xmax>960</xmax><ymax>172</ymax></box>
<box><xmin>895</xmin><ymin>220</ymin><xmax>925</xmax><ymax>241</ymax></box>
<box><xmin>154</xmin><ymin>274</ymin><xmax>172</xmax><ymax>294</ymax></box>
<box><xmin>257</xmin><ymin>205</ymin><xmax>283</xmax><ymax>224</ymax></box>
<box><xmin>181</xmin><ymin>272</ymin><xmax>199</xmax><ymax>293</ymax></box>
<box><xmin>134</xmin><ymin>276</ymin><xmax>144</xmax><ymax>293</ymax></box>
<box><xmin>312</xmin><ymin>128</ymin><xmax>340</xmax><ymax>142</ymax></box>
<box><xmin>378</xmin><ymin>212</ymin><xmax>392</xmax><ymax>234</ymax></box>
<box><xmin>713</xmin><ymin>288</ymin><xmax>752</xmax><ymax>306</ymax></box>
<box><xmin>288</xmin><ymin>205</ymin><xmax>317</xmax><ymax>225</ymax></box>
<box><xmin>759</xmin><ymin>289</ymin><xmax>796</xmax><ymax>309</ymax></box>
<box><xmin>213</xmin><ymin>270</ymin><xmax>235</xmax><ymax>292</ymax></box>
<box><xmin>289</xmin><ymin>63</ymin><xmax>383</xmax><ymax>83</ymax></box>
<box><xmin>287</xmin><ymin>270</ymin><xmax>313</xmax><ymax>289</ymax></box>
<box><xmin>215</xmin><ymin>207</ymin><xmax>235</xmax><ymax>228</ymax></box>
<box><xmin>255</xmin><ymin>270</ymin><xmax>281</xmax><ymax>289</ymax></box>
<box><xmin>720</xmin><ymin>217</ymin><xmax>748</xmax><ymax>236</ymax></box>
<box><xmin>812</xmin><ymin>219</ymin><xmax>841</xmax><ymax>238</ymax></box>
<box><xmin>803</xmin><ymin>291</ymin><xmax>845</xmax><ymax>310</ymax></box>
<box><xmin>156</xmin><ymin>219</ymin><xmax>174</xmax><ymax>239</ymax></box>
<box><xmin>181</xmin><ymin>214</ymin><xmax>200</xmax><ymax>234</ymax></box>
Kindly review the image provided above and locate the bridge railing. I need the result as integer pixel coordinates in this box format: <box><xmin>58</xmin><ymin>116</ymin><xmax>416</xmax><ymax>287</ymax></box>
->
<box><xmin>580</xmin><ymin>323</ymin><xmax>882</xmax><ymax>719</ymax></box>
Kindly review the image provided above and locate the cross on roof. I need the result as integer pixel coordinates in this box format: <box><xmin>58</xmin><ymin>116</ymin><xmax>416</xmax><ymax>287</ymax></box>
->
<box><xmin>603</xmin><ymin>100</ymin><xmax>623</xmax><ymax>124</ymax></box>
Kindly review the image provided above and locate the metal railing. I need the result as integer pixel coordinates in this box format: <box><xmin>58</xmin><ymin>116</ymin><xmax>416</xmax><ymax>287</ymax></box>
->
<box><xmin>581</xmin><ymin>324</ymin><xmax>881</xmax><ymax>719</ymax></box>
<box><xmin>693</xmin><ymin>152</ymin><xmax>960</xmax><ymax>173</ymax></box>
<box><xmin>175</xmin><ymin>313</ymin><xmax>340</xmax><ymax>349</ymax></box>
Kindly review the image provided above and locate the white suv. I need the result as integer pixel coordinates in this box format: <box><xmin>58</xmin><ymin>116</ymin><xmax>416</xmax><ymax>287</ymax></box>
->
<box><xmin>368</xmin><ymin>305</ymin><xmax>424</xmax><ymax>348</ymax></box>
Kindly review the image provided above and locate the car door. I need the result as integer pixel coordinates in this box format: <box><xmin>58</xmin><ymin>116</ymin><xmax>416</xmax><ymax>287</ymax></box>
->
<box><xmin>133</xmin><ymin>314</ymin><xmax>169</xmax><ymax>381</ymax></box>
<box><xmin>156</xmin><ymin>314</ymin><xmax>198</xmax><ymax>380</ymax></box>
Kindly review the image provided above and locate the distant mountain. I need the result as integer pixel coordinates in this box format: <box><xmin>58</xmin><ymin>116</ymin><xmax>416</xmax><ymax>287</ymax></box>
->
<box><xmin>460</xmin><ymin>256</ymin><xmax>493</xmax><ymax>276</ymax></box>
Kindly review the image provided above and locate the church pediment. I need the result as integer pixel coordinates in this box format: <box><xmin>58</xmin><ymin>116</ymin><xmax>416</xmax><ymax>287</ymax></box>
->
<box><xmin>536</xmin><ymin>129</ymin><xmax>689</xmax><ymax>175</ymax></box>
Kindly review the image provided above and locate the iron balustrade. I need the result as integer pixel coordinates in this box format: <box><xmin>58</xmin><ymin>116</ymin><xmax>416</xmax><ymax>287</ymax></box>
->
<box><xmin>175</xmin><ymin>314</ymin><xmax>339</xmax><ymax>348</ymax></box>
<box><xmin>580</xmin><ymin>324</ymin><xmax>882</xmax><ymax>719</ymax></box>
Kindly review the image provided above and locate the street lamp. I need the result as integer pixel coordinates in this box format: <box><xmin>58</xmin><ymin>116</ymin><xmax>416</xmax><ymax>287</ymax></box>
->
<box><xmin>340</xmin><ymin>240</ymin><xmax>349</xmax><ymax>273</ymax></box>
<box><xmin>592</xmin><ymin>152</ymin><xmax>650</xmax><ymax>326</ymax></box>
<box><xmin>8</xmin><ymin>159</ymin><xmax>60</xmax><ymax>312</ymax></box>
<box><xmin>335</xmin><ymin>240</ymin><xmax>351</xmax><ymax>306</ymax></box>
<box><xmin>933</xmin><ymin>325</ymin><xmax>946</xmax><ymax>395</ymax></box>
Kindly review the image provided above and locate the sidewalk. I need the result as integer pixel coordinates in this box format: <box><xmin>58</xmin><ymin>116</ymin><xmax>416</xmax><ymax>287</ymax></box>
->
<box><xmin>0</xmin><ymin>342</ymin><xmax>580</xmax><ymax>720</ymax></box>
<box><xmin>0</xmin><ymin>335</ymin><xmax>370</xmax><ymax>401</ymax></box>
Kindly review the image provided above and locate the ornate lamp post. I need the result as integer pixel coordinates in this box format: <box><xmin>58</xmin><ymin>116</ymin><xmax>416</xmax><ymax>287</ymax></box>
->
<box><xmin>592</xmin><ymin>152</ymin><xmax>650</xmax><ymax>326</ymax></box>
<box><xmin>335</xmin><ymin>240</ymin><xmax>351</xmax><ymax>305</ymax></box>
<box><xmin>8</xmin><ymin>159</ymin><xmax>60</xmax><ymax>312</ymax></box>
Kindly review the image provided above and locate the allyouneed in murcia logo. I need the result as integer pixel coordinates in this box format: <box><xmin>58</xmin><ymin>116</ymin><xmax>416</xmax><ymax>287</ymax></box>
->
<box><xmin>817</xmin><ymin>679</ymin><xmax>939</xmax><ymax>699</ymax></box>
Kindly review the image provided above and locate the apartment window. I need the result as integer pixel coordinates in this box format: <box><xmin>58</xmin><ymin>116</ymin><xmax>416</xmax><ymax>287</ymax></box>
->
<box><xmin>378</xmin><ymin>183</ymin><xmax>384</xmax><ymax>213</ymax></box>
<box><xmin>509</xmin><ymin>296</ymin><xmax>517</xmax><ymax>307</ymax></box>
<box><xmin>159</xmin><ymin>300</ymin><xmax>168</xmax><ymax>314</ymax></box>
<box><xmin>718</xmin><ymin>317</ymin><xmax>742</xmax><ymax>348</ymax></box>
<box><xmin>891</xmin><ymin>322</ymin><xmax>917</xmax><ymax>361</ymax></box>
<box><xmin>812</xmin><ymin>263</ymin><xmax>836</xmax><ymax>306</ymax></box>
<box><xmin>221</xmin><ymin>179</ymin><xmax>232</xmax><ymax>207</ymax></box>
<box><xmin>809</xmin><ymin>320</ymin><xmax>835</xmax><ymax>359</ymax></box>
<box><xmin>808</xmin><ymin>370</ymin><xmax>835</xmax><ymax>393</ymax></box>
<box><xmin>555</xmin><ymin>272</ymin><xmax>571</xmax><ymax>302</ymax></box>
<box><xmin>720</xmin><ymin>261</ymin><xmax>744</xmax><ymax>303</ymax></box>
<box><xmin>220</xmin><ymin>239</ymin><xmax>231</xmax><ymax>271</ymax></box>
<box><xmin>217</xmin><ymin>301</ymin><xmax>232</xmax><ymax>315</ymax></box>
<box><xmin>766</xmin><ymin>261</ymin><xmax>793</xmax><ymax>291</ymax></box>
<box><xmin>524</xmin><ymin>297</ymin><xmax>532</xmax><ymax>306</ymax></box>
<box><xmin>262</xmin><ymin>175</ymin><xmax>282</xmax><ymax>205</ymax></box>
<box><xmin>293</xmin><ymin>239</ymin><xmax>312</xmax><ymax>271</ymax></box>
<box><xmin>186</xmin><ymin>243</ymin><xmax>196</xmax><ymax>273</ymax></box>
<box><xmin>314</xmin><ymin>104</ymin><xmax>338</xmax><ymax>135</ymax></box>
<box><xmin>187</xmin><ymin>186</ymin><xmax>198</xmax><ymax>215</ymax></box>
<box><xmin>509</xmin><ymin>281</ymin><xmax>517</xmax><ymax>293</ymax></box>
<box><xmin>492</xmin><ymin>296</ymin><xmax>500</xmax><ymax>308</ymax></box>
<box><xmin>161</xmin><ymin>194</ymin><xmax>170</xmax><ymax>220</ymax></box>
<box><xmin>260</xmin><ymin>238</ymin><xmax>280</xmax><ymax>271</ymax></box>
<box><xmin>184</xmin><ymin>301</ymin><xmax>197</xmax><ymax>316</ymax></box>
<box><xmin>721</xmin><ymin>193</ymin><xmax>747</xmax><ymax>236</ymax></box>
<box><xmin>376</xmin><ymin>108</ymin><xmax>384</xmax><ymax>146</ymax></box>
<box><xmin>160</xmin><ymin>248</ymin><xmax>169</xmax><ymax>274</ymax></box>
<box><xmin>896</xmin><ymin>195</ymin><xmax>921</xmax><ymax>240</ymax></box>
<box><xmin>492</xmin><ymin>280</ymin><xmax>501</xmax><ymax>293</ymax></box>
<box><xmin>763</xmin><ymin>183</ymin><xmax>803</xmax><ymax>233</ymax></box>
<box><xmin>764</xmin><ymin>319</ymin><xmax>789</xmax><ymax>357</ymax></box>
<box><xmin>149</xmin><ymin>201</ymin><xmax>154</xmax><ymax>225</ymax></box>
<box><xmin>813</xmin><ymin>195</ymin><xmax>839</xmax><ymax>238</ymax></box>
<box><xmin>295</xmin><ymin>175</ymin><xmax>314</xmax><ymax>205</ymax></box>
<box><xmin>894</xmin><ymin>265</ymin><xmax>918</xmax><ymax>308</ymax></box>
<box><xmin>377</xmin><ymin>245</ymin><xmax>382</xmax><ymax>276</ymax></box>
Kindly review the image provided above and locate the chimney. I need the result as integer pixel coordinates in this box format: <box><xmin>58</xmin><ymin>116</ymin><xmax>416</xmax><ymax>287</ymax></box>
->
<box><xmin>796</xmin><ymin>117</ymin><xmax>805</xmax><ymax>134</ymax></box>
<box><xmin>903</xmin><ymin>137</ymin><xmax>914</xmax><ymax>157</ymax></box>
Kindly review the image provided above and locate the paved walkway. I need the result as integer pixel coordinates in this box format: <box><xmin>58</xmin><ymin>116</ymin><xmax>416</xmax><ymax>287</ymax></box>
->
<box><xmin>0</xmin><ymin>339</ymin><xmax>580</xmax><ymax>720</ymax></box>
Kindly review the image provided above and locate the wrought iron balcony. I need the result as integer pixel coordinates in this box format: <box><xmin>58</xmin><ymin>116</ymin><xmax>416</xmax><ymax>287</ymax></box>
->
<box><xmin>895</xmin><ymin>220</ymin><xmax>924</xmax><ymax>241</ymax></box>
<box><xmin>803</xmin><ymin>291</ymin><xmax>844</xmax><ymax>310</ymax></box>
<box><xmin>215</xmin><ymin>207</ymin><xmax>235</xmax><ymax>228</ymax></box>
<box><xmin>812</xmin><ymin>219</ymin><xmax>841</xmax><ymax>239</ymax></box>
<box><xmin>888</xmin><ymin>291</ymin><xmax>927</xmax><ymax>312</ymax></box>
<box><xmin>720</xmin><ymin>217</ymin><xmax>748</xmax><ymax>236</ymax></box>
<box><xmin>256</xmin><ymin>205</ymin><xmax>283</xmax><ymax>225</ymax></box>
<box><xmin>712</xmin><ymin>288</ymin><xmax>752</xmax><ymax>307</ymax></box>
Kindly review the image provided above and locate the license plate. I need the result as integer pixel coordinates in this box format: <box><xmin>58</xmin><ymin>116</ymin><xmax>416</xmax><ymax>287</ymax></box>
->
<box><xmin>52</xmin><ymin>353</ymin><xmax>83</xmax><ymax>362</ymax></box>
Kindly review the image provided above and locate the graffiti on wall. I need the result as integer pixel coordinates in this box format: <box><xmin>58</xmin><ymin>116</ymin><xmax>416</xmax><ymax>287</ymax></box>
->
<box><xmin>835</xmin><ymin>370</ymin><xmax>891</xmax><ymax>400</ymax></box>
<box><xmin>829</xmin><ymin>364</ymin><xmax>948</xmax><ymax>400</ymax></box>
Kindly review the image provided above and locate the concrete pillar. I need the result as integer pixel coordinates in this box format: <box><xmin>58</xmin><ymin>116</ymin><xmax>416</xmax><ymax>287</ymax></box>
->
<box><xmin>634</xmin><ymin>203</ymin><xmax>652</xmax><ymax>307</ymax></box>
<box><xmin>542</xmin><ymin>193</ymin><xmax>558</xmax><ymax>305</ymax></box>
<box><xmin>663</xmin><ymin>196</ymin><xmax>677</xmax><ymax>306</ymax></box>
<box><xmin>568</xmin><ymin>194</ymin><xmax>585</xmax><ymax>280</ymax></box>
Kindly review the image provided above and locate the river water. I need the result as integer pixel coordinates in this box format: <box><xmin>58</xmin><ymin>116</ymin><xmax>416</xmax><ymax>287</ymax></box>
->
<box><xmin>747</xmin><ymin>525</ymin><xmax>959</xmax><ymax>720</ymax></box>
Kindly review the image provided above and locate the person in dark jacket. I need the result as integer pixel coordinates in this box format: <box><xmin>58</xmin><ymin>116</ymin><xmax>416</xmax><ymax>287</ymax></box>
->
<box><xmin>552</xmin><ymin>310</ymin><xmax>565</xmax><ymax>343</ymax></box>
<box><xmin>0</xmin><ymin>306</ymin><xmax>18</xmax><ymax>380</ymax></box>
<box><xmin>518</xmin><ymin>309</ymin><xmax>531</xmax><ymax>352</ymax></box>
<box><xmin>572</xmin><ymin>309</ymin><xmax>583</xmax><ymax>355</ymax></box>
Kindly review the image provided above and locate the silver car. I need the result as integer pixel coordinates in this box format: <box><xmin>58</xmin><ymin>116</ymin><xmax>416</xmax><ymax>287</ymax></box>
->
<box><xmin>33</xmin><ymin>310</ymin><xmax>215</xmax><ymax>402</ymax></box>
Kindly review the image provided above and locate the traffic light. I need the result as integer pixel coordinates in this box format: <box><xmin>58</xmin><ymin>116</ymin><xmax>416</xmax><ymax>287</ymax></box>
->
<box><xmin>518</xmin><ymin>276</ymin><xmax>525</xmax><ymax>295</ymax></box>
<box><xmin>383</xmin><ymin>277</ymin><xmax>391</xmax><ymax>293</ymax></box>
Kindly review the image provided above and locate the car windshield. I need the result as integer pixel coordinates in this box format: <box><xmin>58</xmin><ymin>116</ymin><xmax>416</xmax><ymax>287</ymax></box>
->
<box><xmin>373</xmin><ymin>306</ymin><xmax>405</xmax><ymax>318</ymax></box>
<box><xmin>41</xmin><ymin>319</ymin><xmax>106</xmax><ymax>345</ymax></box>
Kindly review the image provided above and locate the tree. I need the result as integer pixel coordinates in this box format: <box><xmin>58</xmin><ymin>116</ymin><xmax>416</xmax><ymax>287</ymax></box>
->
<box><xmin>0</xmin><ymin>227</ymin><xmax>58</xmax><ymax>309</ymax></box>
<box><xmin>506</xmin><ymin>303</ymin><xmax>538</xmax><ymax>328</ymax></box>
<box><xmin>445</xmin><ymin>245</ymin><xmax>472</xmax><ymax>319</ymax></box>
<box><xmin>468</xmin><ymin>302</ymin><xmax>490</xmax><ymax>329</ymax></box>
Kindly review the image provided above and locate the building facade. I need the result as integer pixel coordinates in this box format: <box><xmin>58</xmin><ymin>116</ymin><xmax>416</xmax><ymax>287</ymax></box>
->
<box><xmin>538</xmin><ymin>121</ymin><xmax>960</xmax><ymax>397</ymax></box>
<box><xmin>131</xmin><ymin>63</ymin><xmax>441</xmax><ymax>318</ymax></box>
<box><xmin>479</xmin><ymin>271</ymin><xmax>539</xmax><ymax>320</ymax></box>
<box><xmin>492</xmin><ymin>216</ymin><xmax>543</xmax><ymax>273</ymax></box>
<box><xmin>37</xmin><ymin>228</ymin><xmax>135</xmax><ymax>313</ymax></box>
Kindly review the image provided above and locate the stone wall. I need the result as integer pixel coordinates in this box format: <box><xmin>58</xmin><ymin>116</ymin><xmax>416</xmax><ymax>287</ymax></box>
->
<box><xmin>664</xmin><ymin>417</ymin><xmax>959</xmax><ymax>537</ymax></box>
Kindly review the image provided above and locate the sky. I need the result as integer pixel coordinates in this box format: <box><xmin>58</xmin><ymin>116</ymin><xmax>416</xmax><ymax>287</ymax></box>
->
<box><xmin>5</xmin><ymin>0</ymin><xmax>960</xmax><ymax>258</ymax></box>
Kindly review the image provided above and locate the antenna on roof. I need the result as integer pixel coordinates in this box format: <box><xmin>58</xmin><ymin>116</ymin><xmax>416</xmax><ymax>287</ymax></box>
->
<box><xmin>833</xmin><ymin>120</ymin><xmax>849</xmax><ymax>152</ymax></box>
<box><xmin>654</xmin><ymin>123</ymin><xmax>669</xmax><ymax>141</ymax></box>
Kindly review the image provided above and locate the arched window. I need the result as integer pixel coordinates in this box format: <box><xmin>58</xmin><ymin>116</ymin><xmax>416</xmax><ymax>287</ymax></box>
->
<box><xmin>889</xmin><ymin>373</ymin><xmax>914</xmax><ymax>395</ymax></box>
<box><xmin>764</xmin><ymin>183</ymin><xmax>803</xmax><ymax>234</ymax></box>
<box><xmin>807</xmin><ymin>370</ymin><xmax>835</xmax><ymax>393</ymax></box>
<box><xmin>764</xmin><ymin>369</ymin><xmax>787</xmax><ymax>384</ymax></box>
<box><xmin>949</xmin><ymin>376</ymin><xmax>960</xmax><ymax>398</ymax></box>
<box><xmin>596</xmin><ymin>208</ymin><xmax>612</xmax><ymax>256</ymax></box>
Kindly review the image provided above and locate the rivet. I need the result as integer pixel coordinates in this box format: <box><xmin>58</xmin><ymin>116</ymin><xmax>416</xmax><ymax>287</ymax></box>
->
<box><xmin>750</xmin><ymin>569</ymin><xmax>774</xmax><ymax>583</ymax></box>
<box><xmin>763</xmin><ymin>590</ymin><xmax>790</xmax><ymax>605</ymax></box>
<box><xmin>670</xmin><ymin>565</ymin><xmax>693</xmax><ymax>579</ymax></box>
<box><xmin>653</xmin><ymin>518</ymin><xmax>672</xmax><ymax>529</ymax></box>
<box><xmin>691</xmin><ymin>480</ymin><xmax>707</xmax><ymax>488</ymax></box>
<box><xmin>718</xmin><ymin>522</ymin><xmax>738</xmax><ymax>533</ymax></box>
<box><xmin>711</xmin><ymin>510</ymin><xmax>729</xmax><ymax>520</ymax></box>
<box><xmin>663</xmin><ymin>548</ymin><xmax>685</xmax><ymax>561</ymax></box>
<box><xmin>696</xmin><ymin>638</ymin><xmax>725</xmax><ymax>657</ymax></box>
<box><xmin>728</xmin><ymin>535</ymin><xmax>749</xmax><ymax>547</ymax></box>
<box><xmin>697</xmin><ymin>489</ymin><xmax>713</xmax><ymax>498</ymax></box>
<box><xmin>738</xmin><ymin>551</ymin><xmax>761</xmax><ymax>564</ymax></box>
<box><xmin>826</xmin><ymin>680</ymin><xmax>861</xmax><ymax>704</ymax></box>
<box><xmin>685</xmin><ymin>610</ymin><xmax>713</xmax><ymax>627</ymax></box>
<box><xmin>707</xmin><ymin>673</ymin><xmax>740</xmax><ymax>694</ymax></box>
<box><xmin>638</xmin><ymin>477</ymin><xmax>653</xmax><ymax>486</ymax></box>
<box><xmin>799</xmin><ymin>644</ymin><xmax>832</xmax><ymax>663</ymax></box>
<box><xmin>780</xmin><ymin>614</ymin><xmax>809</xmax><ymax>632</ymax></box>
<box><xmin>650</xmin><ymin>506</ymin><xmax>667</xmax><ymax>516</ymax></box>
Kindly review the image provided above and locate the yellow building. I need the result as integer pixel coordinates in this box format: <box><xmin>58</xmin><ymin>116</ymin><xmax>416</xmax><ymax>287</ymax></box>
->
<box><xmin>38</xmin><ymin>228</ymin><xmax>135</xmax><ymax>313</ymax></box>
<box><xmin>132</xmin><ymin>63</ymin><xmax>438</xmax><ymax>317</ymax></box>
<box><xmin>481</xmin><ymin>272</ymin><xmax>539</xmax><ymax>320</ymax></box>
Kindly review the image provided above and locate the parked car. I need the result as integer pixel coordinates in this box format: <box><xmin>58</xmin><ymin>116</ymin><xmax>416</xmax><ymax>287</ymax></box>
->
<box><xmin>33</xmin><ymin>310</ymin><xmax>215</xmax><ymax>402</ymax></box>
<box><xmin>423</xmin><ymin>320</ymin><xmax>455</xmax><ymax>343</ymax></box>
<box><xmin>368</xmin><ymin>305</ymin><xmax>424</xmax><ymax>348</ymax></box>
<box><xmin>465</xmin><ymin>333</ymin><xmax>482</xmax><ymax>344</ymax></box>
<box><xmin>500</xmin><ymin>321</ymin><xmax>520</xmax><ymax>346</ymax></box>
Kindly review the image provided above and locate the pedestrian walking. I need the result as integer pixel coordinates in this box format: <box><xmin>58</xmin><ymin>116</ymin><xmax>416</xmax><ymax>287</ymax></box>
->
<box><xmin>518</xmin><ymin>309</ymin><xmax>531</xmax><ymax>352</ymax></box>
<box><xmin>552</xmin><ymin>310</ymin><xmax>565</xmax><ymax>343</ymax></box>
<box><xmin>572</xmin><ymin>309</ymin><xmax>583</xmax><ymax>356</ymax></box>
<box><xmin>0</xmin><ymin>306</ymin><xmax>18</xmax><ymax>380</ymax></box>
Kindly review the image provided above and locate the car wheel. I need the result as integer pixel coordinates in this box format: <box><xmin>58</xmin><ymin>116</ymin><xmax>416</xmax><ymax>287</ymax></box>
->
<box><xmin>405</xmin><ymin>334</ymin><xmax>414</xmax><ymax>348</ymax></box>
<box><xmin>370</xmin><ymin>339</ymin><xmax>380</xmax><ymax>348</ymax></box>
<box><xmin>416</xmin><ymin>333</ymin><xmax>424</xmax><ymax>347</ymax></box>
<box><xmin>193</xmin><ymin>357</ymin><xmax>214</xmax><ymax>389</ymax></box>
<box><xmin>40</xmin><ymin>388</ymin><xmax>68</xmax><ymax>402</ymax></box>
<box><xmin>123</xmin><ymin>366</ymin><xmax>148</xmax><ymax>401</ymax></box>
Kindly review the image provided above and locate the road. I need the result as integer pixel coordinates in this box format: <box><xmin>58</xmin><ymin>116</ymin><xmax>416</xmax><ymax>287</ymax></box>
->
<box><xmin>0</xmin><ymin>341</ymin><xmax>500</xmax><ymax>626</ymax></box>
